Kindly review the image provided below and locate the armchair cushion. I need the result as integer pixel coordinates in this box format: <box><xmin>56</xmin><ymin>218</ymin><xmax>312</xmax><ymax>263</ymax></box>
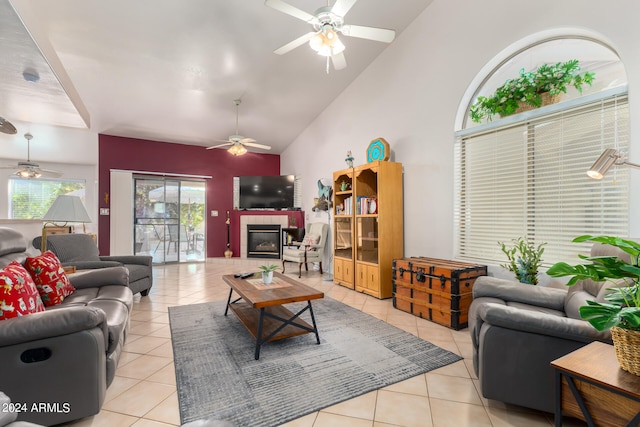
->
<box><xmin>300</xmin><ymin>233</ymin><xmax>320</xmax><ymax>250</ymax></box>
<box><xmin>24</xmin><ymin>251</ymin><xmax>75</xmax><ymax>307</ymax></box>
<box><xmin>0</xmin><ymin>262</ymin><xmax>45</xmax><ymax>320</ymax></box>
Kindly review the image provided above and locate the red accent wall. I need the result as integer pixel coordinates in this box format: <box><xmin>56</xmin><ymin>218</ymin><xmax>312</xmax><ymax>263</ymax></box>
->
<box><xmin>98</xmin><ymin>134</ymin><xmax>280</xmax><ymax>257</ymax></box>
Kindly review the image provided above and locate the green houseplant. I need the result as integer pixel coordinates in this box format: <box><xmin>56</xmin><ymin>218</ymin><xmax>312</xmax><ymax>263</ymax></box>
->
<box><xmin>498</xmin><ymin>237</ymin><xmax>546</xmax><ymax>285</ymax></box>
<box><xmin>547</xmin><ymin>235</ymin><xmax>640</xmax><ymax>375</ymax></box>
<box><xmin>470</xmin><ymin>59</ymin><xmax>595</xmax><ymax>123</ymax></box>
<box><xmin>258</xmin><ymin>264</ymin><xmax>279</xmax><ymax>284</ymax></box>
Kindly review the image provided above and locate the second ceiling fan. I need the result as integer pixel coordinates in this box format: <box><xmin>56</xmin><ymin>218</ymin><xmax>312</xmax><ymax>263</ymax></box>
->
<box><xmin>206</xmin><ymin>99</ymin><xmax>271</xmax><ymax>156</ymax></box>
<box><xmin>265</xmin><ymin>0</ymin><xmax>396</xmax><ymax>72</ymax></box>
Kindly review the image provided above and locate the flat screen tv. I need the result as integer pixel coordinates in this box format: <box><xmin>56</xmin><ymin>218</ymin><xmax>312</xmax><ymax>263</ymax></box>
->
<box><xmin>238</xmin><ymin>175</ymin><xmax>295</xmax><ymax>210</ymax></box>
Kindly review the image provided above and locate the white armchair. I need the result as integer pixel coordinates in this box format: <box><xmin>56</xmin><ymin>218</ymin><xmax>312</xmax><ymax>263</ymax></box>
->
<box><xmin>282</xmin><ymin>222</ymin><xmax>328</xmax><ymax>278</ymax></box>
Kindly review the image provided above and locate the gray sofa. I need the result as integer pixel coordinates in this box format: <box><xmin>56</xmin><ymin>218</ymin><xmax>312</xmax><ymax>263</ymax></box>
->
<box><xmin>33</xmin><ymin>233</ymin><xmax>153</xmax><ymax>296</ymax></box>
<box><xmin>0</xmin><ymin>227</ymin><xmax>133</xmax><ymax>425</ymax></box>
<box><xmin>468</xmin><ymin>242</ymin><xmax>626</xmax><ymax>413</ymax></box>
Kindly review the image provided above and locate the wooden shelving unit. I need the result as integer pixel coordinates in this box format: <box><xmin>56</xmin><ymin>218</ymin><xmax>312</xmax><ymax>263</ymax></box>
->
<box><xmin>332</xmin><ymin>168</ymin><xmax>355</xmax><ymax>289</ymax></box>
<box><xmin>333</xmin><ymin>161</ymin><xmax>403</xmax><ymax>298</ymax></box>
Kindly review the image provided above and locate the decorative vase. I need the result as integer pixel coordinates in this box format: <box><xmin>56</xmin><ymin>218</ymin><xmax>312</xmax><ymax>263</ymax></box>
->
<box><xmin>611</xmin><ymin>326</ymin><xmax>640</xmax><ymax>376</ymax></box>
<box><xmin>262</xmin><ymin>271</ymin><xmax>273</xmax><ymax>285</ymax></box>
<box><xmin>224</xmin><ymin>245</ymin><xmax>233</xmax><ymax>259</ymax></box>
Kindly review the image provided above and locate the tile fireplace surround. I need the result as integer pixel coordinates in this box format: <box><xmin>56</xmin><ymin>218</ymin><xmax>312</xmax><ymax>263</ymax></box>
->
<box><xmin>239</xmin><ymin>215</ymin><xmax>288</xmax><ymax>258</ymax></box>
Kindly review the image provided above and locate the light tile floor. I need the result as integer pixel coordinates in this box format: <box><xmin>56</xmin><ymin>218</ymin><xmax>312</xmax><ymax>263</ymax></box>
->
<box><xmin>63</xmin><ymin>259</ymin><xmax>586</xmax><ymax>427</ymax></box>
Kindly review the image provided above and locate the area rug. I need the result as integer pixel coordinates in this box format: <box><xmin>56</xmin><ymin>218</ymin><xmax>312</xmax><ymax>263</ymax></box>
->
<box><xmin>169</xmin><ymin>297</ymin><xmax>462</xmax><ymax>427</ymax></box>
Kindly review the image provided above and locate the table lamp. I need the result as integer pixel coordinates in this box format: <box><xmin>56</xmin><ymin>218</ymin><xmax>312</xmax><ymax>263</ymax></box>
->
<box><xmin>41</xmin><ymin>195</ymin><xmax>92</xmax><ymax>252</ymax></box>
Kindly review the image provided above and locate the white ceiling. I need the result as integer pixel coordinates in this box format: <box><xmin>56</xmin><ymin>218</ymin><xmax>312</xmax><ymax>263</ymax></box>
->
<box><xmin>3</xmin><ymin>0</ymin><xmax>434</xmax><ymax>154</ymax></box>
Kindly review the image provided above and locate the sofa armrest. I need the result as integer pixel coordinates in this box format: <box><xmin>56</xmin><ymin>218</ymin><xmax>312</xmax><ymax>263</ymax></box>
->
<box><xmin>0</xmin><ymin>306</ymin><xmax>108</xmax><ymax>348</ymax></box>
<box><xmin>63</xmin><ymin>260</ymin><xmax>122</xmax><ymax>270</ymax></box>
<box><xmin>476</xmin><ymin>302</ymin><xmax>611</xmax><ymax>344</ymax></box>
<box><xmin>473</xmin><ymin>276</ymin><xmax>567</xmax><ymax>311</ymax></box>
<box><xmin>100</xmin><ymin>255</ymin><xmax>152</xmax><ymax>267</ymax></box>
<box><xmin>68</xmin><ymin>266</ymin><xmax>129</xmax><ymax>289</ymax></box>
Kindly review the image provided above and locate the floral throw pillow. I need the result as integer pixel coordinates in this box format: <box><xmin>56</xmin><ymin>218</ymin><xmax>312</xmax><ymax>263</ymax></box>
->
<box><xmin>0</xmin><ymin>261</ymin><xmax>46</xmax><ymax>320</ymax></box>
<box><xmin>24</xmin><ymin>251</ymin><xmax>75</xmax><ymax>307</ymax></box>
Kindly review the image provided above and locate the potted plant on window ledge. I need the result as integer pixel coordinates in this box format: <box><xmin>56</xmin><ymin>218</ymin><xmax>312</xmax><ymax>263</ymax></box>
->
<box><xmin>470</xmin><ymin>59</ymin><xmax>595</xmax><ymax>123</ymax></box>
<box><xmin>547</xmin><ymin>235</ymin><xmax>640</xmax><ymax>376</ymax></box>
<box><xmin>498</xmin><ymin>237</ymin><xmax>546</xmax><ymax>285</ymax></box>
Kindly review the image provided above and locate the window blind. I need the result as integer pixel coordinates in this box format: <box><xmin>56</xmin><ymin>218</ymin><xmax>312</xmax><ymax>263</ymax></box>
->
<box><xmin>9</xmin><ymin>177</ymin><xmax>86</xmax><ymax>220</ymax></box>
<box><xmin>454</xmin><ymin>94</ymin><xmax>629</xmax><ymax>266</ymax></box>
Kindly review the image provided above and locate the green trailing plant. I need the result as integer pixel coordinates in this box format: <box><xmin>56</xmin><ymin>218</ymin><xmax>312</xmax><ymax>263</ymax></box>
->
<box><xmin>258</xmin><ymin>264</ymin><xmax>279</xmax><ymax>273</ymax></box>
<box><xmin>470</xmin><ymin>59</ymin><xmax>595</xmax><ymax>123</ymax></box>
<box><xmin>499</xmin><ymin>237</ymin><xmax>547</xmax><ymax>285</ymax></box>
<box><xmin>547</xmin><ymin>235</ymin><xmax>640</xmax><ymax>331</ymax></box>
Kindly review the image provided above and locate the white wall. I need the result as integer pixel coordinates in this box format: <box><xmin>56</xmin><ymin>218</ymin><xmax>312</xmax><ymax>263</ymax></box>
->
<box><xmin>0</xmin><ymin>121</ymin><xmax>99</xmax><ymax>238</ymax></box>
<box><xmin>281</xmin><ymin>0</ymin><xmax>640</xmax><ymax>266</ymax></box>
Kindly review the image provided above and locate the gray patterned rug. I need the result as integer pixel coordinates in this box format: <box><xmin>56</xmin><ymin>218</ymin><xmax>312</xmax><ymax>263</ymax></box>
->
<box><xmin>169</xmin><ymin>297</ymin><xmax>462</xmax><ymax>427</ymax></box>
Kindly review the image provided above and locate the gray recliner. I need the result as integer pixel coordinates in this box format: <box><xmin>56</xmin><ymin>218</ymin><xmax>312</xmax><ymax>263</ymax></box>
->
<box><xmin>468</xmin><ymin>242</ymin><xmax>627</xmax><ymax>413</ymax></box>
<box><xmin>33</xmin><ymin>234</ymin><xmax>153</xmax><ymax>296</ymax></box>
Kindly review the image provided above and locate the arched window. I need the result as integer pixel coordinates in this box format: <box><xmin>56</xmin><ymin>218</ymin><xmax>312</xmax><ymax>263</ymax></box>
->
<box><xmin>454</xmin><ymin>37</ymin><xmax>628</xmax><ymax>266</ymax></box>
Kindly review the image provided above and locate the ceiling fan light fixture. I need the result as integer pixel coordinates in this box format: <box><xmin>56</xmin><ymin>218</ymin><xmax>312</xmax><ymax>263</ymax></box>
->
<box><xmin>228</xmin><ymin>143</ymin><xmax>247</xmax><ymax>156</ymax></box>
<box><xmin>309</xmin><ymin>26</ymin><xmax>345</xmax><ymax>57</ymax></box>
<box><xmin>15</xmin><ymin>168</ymin><xmax>41</xmax><ymax>179</ymax></box>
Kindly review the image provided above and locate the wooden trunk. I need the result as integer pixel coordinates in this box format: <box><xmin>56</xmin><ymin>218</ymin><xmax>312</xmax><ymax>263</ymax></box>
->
<box><xmin>392</xmin><ymin>257</ymin><xmax>487</xmax><ymax>330</ymax></box>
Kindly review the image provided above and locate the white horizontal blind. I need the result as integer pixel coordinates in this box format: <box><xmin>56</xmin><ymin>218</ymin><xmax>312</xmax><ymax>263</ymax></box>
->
<box><xmin>454</xmin><ymin>95</ymin><xmax>629</xmax><ymax>266</ymax></box>
<box><xmin>9</xmin><ymin>177</ymin><xmax>86</xmax><ymax>219</ymax></box>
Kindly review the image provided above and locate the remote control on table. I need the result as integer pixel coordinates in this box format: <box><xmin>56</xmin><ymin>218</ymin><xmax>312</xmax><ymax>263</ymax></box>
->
<box><xmin>234</xmin><ymin>272</ymin><xmax>254</xmax><ymax>279</ymax></box>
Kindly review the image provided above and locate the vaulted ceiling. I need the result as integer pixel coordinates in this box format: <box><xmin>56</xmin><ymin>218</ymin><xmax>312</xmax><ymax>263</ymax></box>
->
<box><xmin>2</xmin><ymin>0</ymin><xmax>434</xmax><ymax>155</ymax></box>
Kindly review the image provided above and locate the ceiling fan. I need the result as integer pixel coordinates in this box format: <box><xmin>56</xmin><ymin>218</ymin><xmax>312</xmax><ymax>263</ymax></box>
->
<box><xmin>0</xmin><ymin>132</ymin><xmax>62</xmax><ymax>178</ymax></box>
<box><xmin>265</xmin><ymin>0</ymin><xmax>396</xmax><ymax>72</ymax></box>
<box><xmin>206</xmin><ymin>99</ymin><xmax>271</xmax><ymax>156</ymax></box>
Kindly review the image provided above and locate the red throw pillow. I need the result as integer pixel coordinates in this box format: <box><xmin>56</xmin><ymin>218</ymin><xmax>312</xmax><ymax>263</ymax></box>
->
<box><xmin>0</xmin><ymin>261</ymin><xmax>46</xmax><ymax>320</ymax></box>
<box><xmin>24</xmin><ymin>251</ymin><xmax>75</xmax><ymax>307</ymax></box>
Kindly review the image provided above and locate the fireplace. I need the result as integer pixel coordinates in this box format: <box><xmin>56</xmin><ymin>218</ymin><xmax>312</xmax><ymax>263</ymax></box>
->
<box><xmin>246</xmin><ymin>224</ymin><xmax>281</xmax><ymax>259</ymax></box>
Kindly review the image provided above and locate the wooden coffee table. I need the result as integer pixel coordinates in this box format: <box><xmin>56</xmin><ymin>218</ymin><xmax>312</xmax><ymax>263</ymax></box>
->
<box><xmin>223</xmin><ymin>272</ymin><xmax>324</xmax><ymax>359</ymax></box>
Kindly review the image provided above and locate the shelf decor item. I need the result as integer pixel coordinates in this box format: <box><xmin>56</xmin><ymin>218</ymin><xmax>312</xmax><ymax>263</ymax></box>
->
<box><xmin>469</xmin><ymin>59</ymin><xmax>595</xmax><ymax>123</ymax></box>
<box><xmin>547</xmin><ymin>235</ymin><xmax>640</xmax><ymax>375</ymax></box>
<box><xmin>345</xmin><ymin>151</ymin><xmax>354</xmax><ymax>168</ymax></box>
<box><xmin>367</xmin><ymin>137</ymin><xmax>390</xmax><ymax>162</ymax></box>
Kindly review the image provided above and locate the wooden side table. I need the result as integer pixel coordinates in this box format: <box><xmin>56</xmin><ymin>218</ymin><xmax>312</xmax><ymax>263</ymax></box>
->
<box><xmin>551</xmin><ymin>341</ymin><xmax>640</xmax><ymax>427</ymax></box>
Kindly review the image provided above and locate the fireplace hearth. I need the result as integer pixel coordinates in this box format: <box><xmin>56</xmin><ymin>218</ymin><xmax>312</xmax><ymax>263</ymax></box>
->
<box><xmin>247</xmin><ymin>224</ymin><xmax>281</xmax><ymax>259</ymax></box>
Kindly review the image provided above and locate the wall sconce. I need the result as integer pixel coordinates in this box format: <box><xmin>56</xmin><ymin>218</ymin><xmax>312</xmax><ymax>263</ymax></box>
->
<box><xmin>587</xmin><ymin>148</ymin><xmax>640</xmax><ymax>179</ymax></box>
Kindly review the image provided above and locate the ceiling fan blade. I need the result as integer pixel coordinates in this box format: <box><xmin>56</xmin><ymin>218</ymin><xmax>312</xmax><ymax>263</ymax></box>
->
<box><xmin>264</xmin><ymin>0</ymin><xmax>318</xmax><ymax>24</ymax></box>
<box><xmin>239</xmin><ymin>137</ymin><xmax>256</xmax><ymax>144</ymax></box>
<box><xmin>0</xmin><ymin>117</ymin><xmax>17</xmax><ymax>135</ymax></box>
<box><xmin>331</xmin><ymin>0</ymin><xmax>358</xmax><ymax>17</ymax></box>
<box><xmin>332</xmin><ymin>52</ymin><xmax>347</xmax><ymax>70</ymax></box>
<box><xmin>243</xmin><ymin>142</ymin><xmax>272</xmax><ymax>151</ymax></box>
<box><xmin>340</xmin><ymin>25</ymin><xmax>396</xmax><ymax>43</ymax></box>
<box><xmin>38</xmin><ymin>168</ymin><xmax>63</xmax><ymax>178</ymax></box>
<box><xmin>206</xmin><ymin>142</ymin><xmax>233</xmax><ymax>150</ymax></box>
<box><xmin>274</xmin><ymin>32</ymin><xmax>316</xmax><ymax>55</ymax></box>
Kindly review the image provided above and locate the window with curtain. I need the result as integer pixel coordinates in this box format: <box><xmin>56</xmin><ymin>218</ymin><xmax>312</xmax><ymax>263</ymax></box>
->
<box><xmin>9</xmin><ymin>177</ymin><xmax>86</xmax><ymax>219</ymax></box>
<box><xmin>455</xmin><ymin>38</ymin><xmax>629</xmax><ymax>266</ymax></box>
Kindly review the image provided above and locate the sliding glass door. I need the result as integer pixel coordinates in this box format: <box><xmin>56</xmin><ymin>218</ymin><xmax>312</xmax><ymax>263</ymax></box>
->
<box><xmin>133</xmin><ymin>177</ymin><xmax>206</xmax><ymax>264</ymax></box>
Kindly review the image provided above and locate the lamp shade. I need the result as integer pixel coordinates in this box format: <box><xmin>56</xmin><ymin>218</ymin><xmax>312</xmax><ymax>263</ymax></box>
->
<box><xmin>43</xmin><ymin>195</ymin><xmax>91</xmax><ymax>222</ymax></box>
<box><xmin>587</xmin><ymin>148</ymin><xmax>620</xmax><ymax>180</ymax></box>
